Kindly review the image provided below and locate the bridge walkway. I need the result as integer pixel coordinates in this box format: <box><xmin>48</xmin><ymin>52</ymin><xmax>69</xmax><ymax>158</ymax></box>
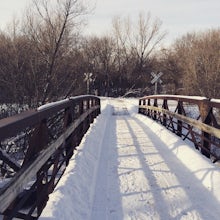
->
<box><xmin>40</xmin><ymin>98</ymin><xmax>220</xmax><ymax>220</ymax></box>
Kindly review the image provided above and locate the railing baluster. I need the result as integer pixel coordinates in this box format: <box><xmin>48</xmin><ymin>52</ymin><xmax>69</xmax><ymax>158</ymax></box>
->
<box><xmin>0</xmin><ymin>95</ymin><xmax>100</xmax><ymax>219</ymax></box>
<box><xmin>139</xmin><ymin>95</ymin><xmax>220</xmax><ymax>162</ymax></box>
<box><xmin>177</xmin><ymin>101</ymin><xmax>183</xmax><ymax>137</ymax></box>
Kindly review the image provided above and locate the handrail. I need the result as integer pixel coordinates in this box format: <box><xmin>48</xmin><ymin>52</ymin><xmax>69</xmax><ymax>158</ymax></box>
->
<box><xmin>0</xmin><ymin>95</ymin><xmax>100</xmax><ymax>219</ymax></box>
<box><xmin>139</xmin><ymin>95</ymin><xmax>220</xmax><ymax>161</ymax></box>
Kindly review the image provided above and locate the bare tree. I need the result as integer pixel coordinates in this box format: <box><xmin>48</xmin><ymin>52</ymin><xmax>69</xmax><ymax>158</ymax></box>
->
<box><xmin>173</xmin><ymin>29</ymin><xmax>220</xmax><ymax>98</ymax></box>
<box><xmin>0</xmin><ymin>20</ymin><xmax>34</xmax><ymax>105</ymax></box>
<box><xmin>22</xmin><ymin>0</ymin><xmax>88</xmax><ymax>104</ymax></box>
<box><xmin>81</xmin><ymin>36</ymin><xmax>116</xmax><ymax>96</ymax></box>
<box><xmin>131</xmin><ymin>12</ymin><xmax>166</xmax><ymax>72</ymax></box>
<box><xmin>111</xmin><ymin>12</ymin><xmax>166</xmax><ymax>94</ymax></box>
<box><xmin>112</xmin><ymin>16</ymin><xmax>133</xmax><ymax>87</ymax></box>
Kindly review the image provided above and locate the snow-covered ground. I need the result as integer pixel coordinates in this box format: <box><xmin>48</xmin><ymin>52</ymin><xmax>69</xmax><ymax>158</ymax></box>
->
<box><xmin>40</xmin><ymin>98</ymin><xmax>220</xmax><ymax>220</ymax></box>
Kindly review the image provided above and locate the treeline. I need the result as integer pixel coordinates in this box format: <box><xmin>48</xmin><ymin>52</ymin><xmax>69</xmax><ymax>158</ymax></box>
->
<box><xmin>0</xmin><ymin>0</ymin><xmax>219</xmax><ymax>108</ymax></box>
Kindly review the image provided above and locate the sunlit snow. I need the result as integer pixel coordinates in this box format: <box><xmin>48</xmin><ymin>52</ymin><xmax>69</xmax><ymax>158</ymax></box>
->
<box><xmin>40</xmin><ymin>98</ymin><xmax>220</xmax><ymax>220</ymax></box>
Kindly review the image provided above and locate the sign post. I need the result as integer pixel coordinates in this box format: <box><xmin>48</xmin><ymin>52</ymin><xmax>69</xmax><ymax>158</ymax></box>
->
<box><xmin>84</xmin><ymin>73</ymin><xmax>93</xmax><ymax>94</ymax></box>
<box><xmin>150</xmin><ymin>72</ymin><xmax>163</xmax><ymax>94</ymax></box>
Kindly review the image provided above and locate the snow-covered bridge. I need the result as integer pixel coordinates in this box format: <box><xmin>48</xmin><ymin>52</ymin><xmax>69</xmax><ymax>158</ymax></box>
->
<box><xmin>1</xmin><ymin>96</ymin><xmax>220</xmax><ymax>220</ymax></box>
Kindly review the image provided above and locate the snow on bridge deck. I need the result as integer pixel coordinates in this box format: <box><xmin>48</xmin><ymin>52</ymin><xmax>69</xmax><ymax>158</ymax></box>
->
<box><xmin>40</xmin><ymin>98</ymin><xmax>220</xmax><ymax>220</ymax></box>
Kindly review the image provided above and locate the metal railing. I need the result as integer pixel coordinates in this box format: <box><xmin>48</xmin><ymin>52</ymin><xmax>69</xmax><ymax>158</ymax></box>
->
<box><xmin>139</xmin><ymin>95</ymin><xmax>220</xmax><ymax>162</ymax></box>
<box><xmin>0</xmin><ymin>95</ymin><xmax>100</xmax><ymax>219</ymax></box>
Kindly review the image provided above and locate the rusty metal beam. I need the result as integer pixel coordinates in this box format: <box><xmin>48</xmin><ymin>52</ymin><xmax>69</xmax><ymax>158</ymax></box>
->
<box><xmin>140</xmin><ymin>105</ymin><xmax>220</xmax><ymax>139</ymax></box>
<box><xmin>0</xmin><ymin>106</ymin><xmax>99</xmax><ymax>213</ymax></box>
<box><xmin>0</xmin><ymin>95</ymin><xmax>100</xmax><ymax>219</ymax></box>
<box><xmin>139</xmin><ymin>95</ymin><xmax>220</xmax><ymax>161</ymax></box>
<box><xmin>0</xmin><ymin>149</ymin><xmax>21</xmax><ymax>172</ymax></box>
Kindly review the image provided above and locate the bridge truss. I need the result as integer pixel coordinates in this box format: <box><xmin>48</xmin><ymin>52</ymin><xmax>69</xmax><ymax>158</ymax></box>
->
<box><xmin>0</xmin><ymin>95</ymin><xmax>100</xmax><ymax>219</ymax></box>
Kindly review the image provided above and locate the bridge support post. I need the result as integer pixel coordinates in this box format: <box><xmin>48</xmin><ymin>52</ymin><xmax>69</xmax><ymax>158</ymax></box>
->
<box><xmin>63</xmin><ymin>107</ymin><xmax>74</xmax><ymax>165</ymax></box>
<box><xmin>143</xmin><ymin>99</ymin><xmax>146</xmax><ymax>115</ymax></box>
<box><xmin>22</xmin><ymin>120</ymin><xmax>49</xmax><ymax>167</ymax></box>
<box><xmin>138</xmin><ymin>99</ymin><xmax>142</xmax><ymax>114</ymax></box>
<box><xmin>162</xmin><ymin>99</ymin><xmax>168</xmax><ymax>127</ymax></box>
<box><xmin>199</xmin><ymin>99</ymin><xmax>212</xmax><ymax>158</ymax></box>
<box><xmin>153</xmin><ymin>99</ymin><xmax>158</xmax><ymax>120</ymax></box>
<box><xmin>177</xmin><ymin>101</ymin><xmax>183</xmax><ymax>137</ymax></box>
<box><xmin>147</xmin><ymin>99</ymin><xmax>151</xmax><ymax>116</ymax></box>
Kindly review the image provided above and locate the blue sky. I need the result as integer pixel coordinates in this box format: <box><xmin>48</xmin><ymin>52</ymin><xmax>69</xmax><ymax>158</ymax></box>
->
<box><xmin>0</xmin><ymin>0</ymin><xmax>219</xmax><ymax>45</ymax></box>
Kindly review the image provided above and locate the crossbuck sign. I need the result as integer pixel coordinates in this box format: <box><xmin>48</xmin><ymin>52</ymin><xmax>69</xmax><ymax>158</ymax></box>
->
<box><xmin>151</xmin><ymin>72</ymin><xmax>163</xmax><ymax>94</ymax></box>
<box><xmin>84</xmin><ymin>72</ymin><xmax>93</xmax><ymax>94</ymax></box>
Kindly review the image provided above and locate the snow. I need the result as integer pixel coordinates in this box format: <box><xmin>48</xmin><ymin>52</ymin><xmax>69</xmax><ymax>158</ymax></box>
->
<box><xmin>211</xmin><ymin>99</ymin><xmax>220</xmax><ymax>104</ymax></box>
<box><xmin>141</xmin><ymin>94</ymin><xmax>207</xmax><ymax>101</ymax></box>
<box><xmin>37</xmin><ymin>95</ymin><xmax>98</xmax><ymax>111</ymax></box>
<box><xmin>37</xmin><ymin>99</ymin><xmax>69</xmax><ymax>111</ymax></box>
<box><xmin>39</xmin><ymin>98</ymin><xmax>220</xmax><ymax>220</ymax></box>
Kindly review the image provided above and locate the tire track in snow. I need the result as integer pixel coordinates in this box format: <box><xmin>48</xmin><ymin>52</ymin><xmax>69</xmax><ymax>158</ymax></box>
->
<box><xmin>90</xmin><ymin>102</ymin><xmax>123</xmax><ymax>220</ymax></box>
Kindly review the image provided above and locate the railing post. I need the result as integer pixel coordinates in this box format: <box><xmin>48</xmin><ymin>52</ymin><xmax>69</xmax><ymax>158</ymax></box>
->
<box><xmin>142</xmin><ymin>99</ymin><xmax>146</xmax><ymax>115</ymax></box>
<box><xmin>199</xmin><ymin>99</ymin><xmax>212</xmax><ymax>158</ymax></box>
<box><xmin>89</xmin><ymin>98</ymin><xmax>94</xmax><ymax>124</ymax></box>
<box><xmin>147</xmin><ymin>99</ymin><xmax>151</xmax><ymax>116</ymax></box>
<box><xmin>85</xmin><ymin>98</ymin><xmax>90</xmax><ymax>132</ymax></box>
<box><xmin>36</xmin><ymin>169</ymin><xmax>49</xmax><ymax>217</ymax></box>
<box><xmin>138</xmin><ymin>99</ymin><xmax>142</xmax><ymax>114</ymax></box>
<box><xmin>23</xmin><ymin>119</ymin><xmax>49</xmax><ymax>167</ymax></box>
<box><xmin>63</xmin><ymin>107</ymin><xmax>74</xmax><ymax>165</ymax></box>
<box><xmin>79</xmin><ymin>99</ymin><xmax>84</xmax><ymax>141</ymax></box>
<box><xmin>72</xmin><ymin>102</ymin><xmax>81</xmax><ymax>147</ymax></box>
<box><xmin>162</xmin><ymin>99</ymin><xmax>168</xmax><ymax>127</ymax></box>
<box><xmin>177</xmin><ymin>101</ymin><xmax>183</xmax><ymax>137</ymax></box>
<box><xmin>97</xmin><ymin>98</ymin><xmax>101</xmax><ymax>115</ymax></box>
<box><xmin>92</xmin><ymin>97</ymin><xmax>100</xmax><ymax>120</ymax></box>
<box><xmin>153</xmin><ymin>99</ymin><xmax>158</xmax><ymax>120</ymax></box>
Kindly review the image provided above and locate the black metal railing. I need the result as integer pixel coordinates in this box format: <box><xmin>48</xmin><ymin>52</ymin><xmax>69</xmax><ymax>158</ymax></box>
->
<box><xmin>0</xmin><ymin>95</ymin><xmax>100</xmax><ymax>219</ymax></box>
<box><xmin>139</xmin><ymin>95</ymin><xmax>220</xmax><ymax>162</ymax></box>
